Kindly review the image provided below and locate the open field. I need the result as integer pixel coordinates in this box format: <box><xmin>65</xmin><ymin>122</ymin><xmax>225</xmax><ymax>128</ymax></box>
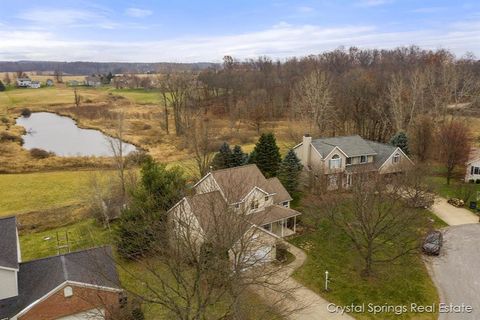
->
<box><xmin>0</xmin><ymin>170</ymin><xmax>116</xmax><ymax>216</ymax></box>
<box><xmin>0</xmin><ymin>85</ymin><xmax>296</xmax><ymax>173</ymax></box>
<box><xmin>289</xmin><ymin>210</ymin><xmax>446</xmax><ymax>320</ymax></box>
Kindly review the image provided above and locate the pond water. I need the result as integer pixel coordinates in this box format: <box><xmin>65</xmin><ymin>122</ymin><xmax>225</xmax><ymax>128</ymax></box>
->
<box><xmin>16</xmin><ymin>112</ymin><xmax>137</xmax><ymax>157</ymax></box>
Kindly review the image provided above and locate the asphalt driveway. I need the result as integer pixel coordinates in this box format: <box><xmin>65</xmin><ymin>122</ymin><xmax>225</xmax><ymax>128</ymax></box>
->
<box><xmin>427</xmin><ymin>224</ymin><xmax>480</xmax><ymax>320</ymax></box>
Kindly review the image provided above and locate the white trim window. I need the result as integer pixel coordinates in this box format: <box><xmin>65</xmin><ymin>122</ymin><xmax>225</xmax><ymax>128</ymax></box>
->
<box><xmin>392</xmin><ymin>153</ymin><xmax>400</xmax><ymax>164</ymax></box>
<box><xmin>250</xmin><ymin>199</ymin><xmax>259</xmax><ymax>210</ymax></box>
<box><xmin>360</xmin><ymin>155</ymin><xmax>367</xmax><ymax>163</ymax></box>
<box><xmin>329</xmin><ymin>154</ymin><xmax>342</xmax><ymax>169</ymax></box>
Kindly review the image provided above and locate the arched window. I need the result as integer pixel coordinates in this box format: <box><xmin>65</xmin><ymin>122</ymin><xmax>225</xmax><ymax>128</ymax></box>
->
<box><xmin>393</xmin><ymin>153</ymin><xmax>400</xmax><ymax>164</ymax></box>
<box><xmin>329</xmin><ymin>154</ymin><xmax>341</xmax><ymax>169</ymax></box>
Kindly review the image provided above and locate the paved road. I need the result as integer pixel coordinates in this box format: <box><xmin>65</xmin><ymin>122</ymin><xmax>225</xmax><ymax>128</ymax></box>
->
<box><xmin>426</xmin><ymin>224</ymin><xmax>480</xmax><ymax>320</ymax></box>
<box><xmin>430</xmin><ymin>197</ymin><xmax>478</xmax><ymax>225</ymax></box>
<box><xmin>254</xmin><ymin>243</ymin><xmax>354</xmax><ymax>320</ymax></box>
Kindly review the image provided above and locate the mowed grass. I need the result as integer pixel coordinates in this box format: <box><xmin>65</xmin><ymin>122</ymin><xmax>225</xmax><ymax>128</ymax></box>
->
<box><xmin>289</xmin><ymin>208</ymin><xmax>442</xmax><ymax>320</ymax></box>
<box><xmin>0</xmin><ymin>170</ymin><xmax>114</xmax><ymax>216</ymax></box>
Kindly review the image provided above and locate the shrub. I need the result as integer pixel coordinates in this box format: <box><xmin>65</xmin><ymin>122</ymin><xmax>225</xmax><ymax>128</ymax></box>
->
<box><xmin>275</xmin><ymin>242</ymin><xmax>289</xmax><ymax>263</ymax></box>
<box><xmin>125</xmin><ymin>150</ymin><xmax>150</xmax><ymax>166</ymax></box>
<box><xmin>469</xmin><ymin>179</ymin><xmax>475</xmax><ymax>184</ymax></box>
<box><xmin>0</xmin><ymin>131</ymin><xmax>22</xmax><ymax>143</ymax></box>
<box><xmin>20</xmin><ymin>108</ymin><xmax>32</xmax><ymax>117</ymax></box>
<box><xmin>30</xmin><ymin>148</ymin><xmax>53</xmax><ymax>159</ymax></box>
<box><xmin>476</xmin><ymin>179</ymin><xmax>480</xmax><ymax>184</ymax></box>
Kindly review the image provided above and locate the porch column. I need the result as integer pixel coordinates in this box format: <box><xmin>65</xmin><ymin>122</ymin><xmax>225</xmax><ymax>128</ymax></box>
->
<box><xmin>294</xmin><ymin>216</ymin><xmax>296</xmax><ymax>233</ymax></box>
<box><xmin>281</xmin><ymin>220</ymin><xmax>284</xmax><ymax>237</ymax></box>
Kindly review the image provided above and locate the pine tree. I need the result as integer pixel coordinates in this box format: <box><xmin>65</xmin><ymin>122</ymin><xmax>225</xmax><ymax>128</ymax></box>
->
<box><xmin>231</xmin><ymin>145</ymin><xmax>248</xmax><ymax>167</ymax></box>
<box><xmin>277</xmin><ymin>149</ymin><xmax>303</xmax><ymax>194</ymax></box>
<box><xmin>212</xmin><ymin>142</ymin><xmax>232</xmax><ymax>169</ymax></box>
<box><xmin>250</xmin><ymin>133</ymin><xmax>281</xmax><ymax>177</ymax></box>
<box><xmin>390</xmin><ymin>132</ymin><xmax>409</xmax><ymax>154</ymax></box>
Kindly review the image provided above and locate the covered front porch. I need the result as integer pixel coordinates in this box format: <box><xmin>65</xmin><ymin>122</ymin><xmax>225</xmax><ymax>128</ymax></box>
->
<box><xmin>262</xmin><ymin>215</ymin><xmax>297</xmax><ymax>237</ymax></box>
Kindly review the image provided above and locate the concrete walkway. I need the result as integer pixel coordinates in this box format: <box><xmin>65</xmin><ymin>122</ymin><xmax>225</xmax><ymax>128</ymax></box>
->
<box><xmin>430</xmin><ymin>197</ymin><xmax>478</xmax><ymax>226</ymax></box>
<box><xmin>254</xmin><ymin>243</ymin><xmax>354</xmax><ymax>320</ymax></box>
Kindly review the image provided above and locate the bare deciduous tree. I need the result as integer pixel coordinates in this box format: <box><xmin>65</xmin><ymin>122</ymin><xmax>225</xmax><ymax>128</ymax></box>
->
<box><xmin>437</xmin><ymin>119</ymin><xmax>471</xmax><ymax>184</ymax></box>
<box><xmin>328</xmin><ymin>173</ymin><xmax>423</xmax><ymax>276</ymax></box>
<box><xmin>291</xmin><ymin>70</ymin><xmax>334</xmax><ymax>135</ymax></box>
<box><xmin>73</xmin><ymin>88</ymin><xmax>81</xmax><ymax>108</ymax></box>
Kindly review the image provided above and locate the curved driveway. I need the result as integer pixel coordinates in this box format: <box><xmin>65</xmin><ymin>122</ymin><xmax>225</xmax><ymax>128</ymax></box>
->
<box><xmin>427</xmin><ymin>224</ymin><xmax>480</xmax><ymax>320</ymax></box>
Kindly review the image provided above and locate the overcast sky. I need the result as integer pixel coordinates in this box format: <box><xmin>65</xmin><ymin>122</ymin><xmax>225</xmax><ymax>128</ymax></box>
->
<box><xmin>1</xmin><ymin>0</ymin><xmax>479</xmax><ymax>62</ymax></box>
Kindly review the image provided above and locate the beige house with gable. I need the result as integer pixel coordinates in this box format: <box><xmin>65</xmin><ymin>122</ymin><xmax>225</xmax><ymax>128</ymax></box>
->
<box><xmin>293</xmin><ymin>134</ymin><xmax>412</xmax><ymax>189</ymax></box>
<box><xmin>168</xmin><ymin>164</ymin><xmax>301</xmax><ymax>264</ymax></box>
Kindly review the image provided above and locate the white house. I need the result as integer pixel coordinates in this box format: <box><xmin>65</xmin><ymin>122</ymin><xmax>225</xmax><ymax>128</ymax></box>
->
<box><xmin>29</xmin><ymin>81</ymin><xmax>41</xmax><ymax>89</ymax></box>
<box><xmin>465</xmin><ymin>148</ymin><xmax>480</xmax><ymax>182</ymax></box>
<box><xmin>293</xmin><ymin>134</ymin><xmax>413</xmax><ymax>189</ymax></box>
<box><xmin>16</xmin><ymin>78</ymin><xmax>32</xmax><ymax>88</ymax></box>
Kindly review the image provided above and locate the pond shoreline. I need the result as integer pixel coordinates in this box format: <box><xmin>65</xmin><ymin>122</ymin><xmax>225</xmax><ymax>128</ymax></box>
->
<box><xmin>15</xmin><ymin>111</ymin><xmax>139</xmax><ymax>157</ymax></box>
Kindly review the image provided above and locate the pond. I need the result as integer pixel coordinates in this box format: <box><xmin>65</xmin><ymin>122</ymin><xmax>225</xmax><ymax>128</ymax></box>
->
<box><xmin>16</xmin><ymin>112</ymin><xmax>137</xmax><ymax>157</ymax></box>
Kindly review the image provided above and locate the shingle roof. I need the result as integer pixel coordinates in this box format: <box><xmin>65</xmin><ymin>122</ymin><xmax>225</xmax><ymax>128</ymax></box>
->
<box><xmin>311</xmin><ymin>135</ymin><xmax>377</xmax><ymax>158</ymax></box>
<box><xmin>249</xmin><ymin>205</ymin><xmax>301</xmax><ymax>226</ymax></box>
<box><xmin>0</xmin><ymin>246</ymin><xmax>121</xmax><ymax>319</ymax></box>
<box><xmin>185</xmin><ymin>191</ymin><xmax>229</xmax><ymax>234</ymax></box>
<box><xmin>366</xmin><ymin>140</ymin><xmax>398</xmax><ymax>169</ymax></box>
<box><xmin>0</xmin><ymin>216</ymin><xmax>19</xmax><ymax>270</ymax></box>
<box><xmin>209</xmin><ymin>164</ymin><xmax>292</xmax><ymax>204</ymax></box>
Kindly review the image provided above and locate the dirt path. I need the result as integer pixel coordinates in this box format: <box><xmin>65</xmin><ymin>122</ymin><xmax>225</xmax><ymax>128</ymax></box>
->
<box><xmin>430</xmin><ymin>197</ymin><xmax>478</xmax><ymax>226</ymax></box>
<box><xmin>254</xmin><ymin>243</ymin><xmax>354</xmax><ymax>320</ymax></box>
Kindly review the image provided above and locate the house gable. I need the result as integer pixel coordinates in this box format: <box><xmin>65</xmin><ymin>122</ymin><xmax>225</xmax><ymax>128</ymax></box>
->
<box><xmin>378</xmin><ymin>147</ymin><xmax>413</xmax><ymax>174</ymax></box>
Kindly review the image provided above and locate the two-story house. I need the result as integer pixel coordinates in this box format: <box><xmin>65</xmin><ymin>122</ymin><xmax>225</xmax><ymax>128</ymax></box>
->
<box><xmin>0</xmin><ymin>216</ymin><xmax>123</xmax><ymax>320</ymax></box>
<box><xmin>293</xmin><ymin>134</ymin><xmax>412</xmax><ymax>189</ymax></box>
<box><xmin>168</xmin><ymin>164</ymin><xmax>301</xmax><ymax>264</ymax></box>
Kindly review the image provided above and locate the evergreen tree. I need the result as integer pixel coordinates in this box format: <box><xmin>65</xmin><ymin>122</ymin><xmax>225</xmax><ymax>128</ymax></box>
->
<box><xmin>231</xmin><ymin>145</ymin><xmax>248</xmax><ymax>167</ymax></box>
<box><xmin>211</xmin><ymin>142</ymin><xmax>232</xmax><ymax>169</ymax></box>
<box><xmin>250</xmin><ymin>133</ymin><xmax>282</xmax><ymax>177</ymax></box>
<box><xmin>0</xmin><ymin>80</ymin><xmax>5</xmax><ymax>92</ymax></box>
<box><xmin>116</xmin><ymin>157</ymin><xmax>186</xmax><ymax>259</ymax></box>
<box><xmin>390</xmin><ymin>132</ymin><xmax>409</xmax><ymax>154</ymax></box>
<box><xmin>277</xmin><ymin>150</ymin><xmax>303</xmax><ymax>194</ymax></box>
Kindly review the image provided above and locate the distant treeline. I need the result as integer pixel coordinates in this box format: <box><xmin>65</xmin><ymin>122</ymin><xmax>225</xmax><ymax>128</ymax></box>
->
<box><xmin>0</xmin><ymin>61</ymin><xmax>217</xmax><ymax>74</ymax></box>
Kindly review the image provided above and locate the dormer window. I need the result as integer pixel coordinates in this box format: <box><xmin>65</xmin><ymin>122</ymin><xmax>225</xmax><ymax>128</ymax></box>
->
<box><xmin>393</xmin><ymin>153</ymin><xmax>400</xmax><ymax>163</ymax></box>
<box><xmin>329</xmin><ymin>154</ymin><xmax>341</xmax><ymax>169</ymax></box>
<box><xmin>346</xmin><ymin>157</ymin><xmax>352</xmax><ymax>165</ymax></box>
<box><xmin>250</xmin><ymin>199</ymin><xmax>259</xmax><ymax>210</ymax></box>
<box><xmin>360</xmin><ymin>155</ymin><xmax>367</xmax><ymax>163</ymax></box>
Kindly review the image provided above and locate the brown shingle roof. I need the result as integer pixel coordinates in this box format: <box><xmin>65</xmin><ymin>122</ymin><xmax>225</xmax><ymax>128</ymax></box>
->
<box><xmin>248</xmin><ymin>205</ymin><xmax>301</xmax><ymax>226</ymax></box>
<box><xmin>209</xmin><ymin>164</ymin><xmax>292</xmax><ymax>204</ymax></box>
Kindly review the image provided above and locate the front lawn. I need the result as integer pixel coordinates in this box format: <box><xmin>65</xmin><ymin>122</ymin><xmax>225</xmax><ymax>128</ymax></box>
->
<box><xmin>289</xmin><ymin>206</ymin><xmax>442</xmax><ymax>320</ymax></box>
<box><xmin>427</xmin><ymin>175</ymin><xmax>480</xmax><ymax>213</ymax></box>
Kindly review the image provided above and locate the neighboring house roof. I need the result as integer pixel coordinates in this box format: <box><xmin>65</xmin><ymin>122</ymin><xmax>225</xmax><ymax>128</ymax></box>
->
<box><xmin>17</xmin><ymin>78</ymin><xmax>31</xmax><ymax>81</ymax></box>
<box><xmin>0</xmin><ymin>216</ymin><xmax>19</xmax><ymax>270</ymax></box>
<box><xmin>0</xmin><ymin>246</ymin><xmax>121</xmax><ymax>319</ymax></box>
<box><xmin>467</xmin><ymin>148</ymin><xmax>480</xmax><ymax>164</ymax></box>
<box><xmin>311</xmin><ymin>135</ymin><xmax>377</xmax><ymax>158</ymax></box>
<box><xmin>249</xmin><ymin>205</ymin><xmax>301</xmax><ymax>226</ymax></box>
<box><xmin>366</xmin><ymin>140</ymin><xmax>400</xmax><ymax>169</ymax></box>
<box><xmin>208</xmin><ymin>164</ymin><xmax>292</xmax><ymax>204</ymax></box>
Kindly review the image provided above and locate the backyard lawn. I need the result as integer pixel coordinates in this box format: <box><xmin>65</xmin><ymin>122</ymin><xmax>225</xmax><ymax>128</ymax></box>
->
<box><xmin>0</xmin><ymin>170</ymin><xmax>114</xmax><ymax>216</ymax></box>
<box><xmin>289</xmin><ymin>207</ymin><xmax>445</xmax><ymax>320</ymax></box>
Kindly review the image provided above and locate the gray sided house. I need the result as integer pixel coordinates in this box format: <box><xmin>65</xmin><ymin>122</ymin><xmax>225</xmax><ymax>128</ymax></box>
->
<box><xmin>0</xmin><ymin>216</ymin><xmax>122</xmax><ymax>320</ymax></box>
<box><xmin>85</xmin><ymin>76</ymin><xmax>102</xmax><ymax>87</ymax></box>
<box><xmin>293</xmin><ymin>135</ymin><xmax>412</xmax><ymax>189</ymax></box>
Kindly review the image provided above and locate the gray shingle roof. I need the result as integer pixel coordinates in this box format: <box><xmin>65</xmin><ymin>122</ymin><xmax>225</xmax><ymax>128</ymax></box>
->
<box><xmin>311</xmin><ymin>135</ymin><xmax>377</xmax><ymax>158</ymax></box>
<box><xmin>366</xmin><ymin>140</ymin><xmax>398</xmax><ymax>169</ymax></box>
<box><xmin>0</xmin><ymin>246</ymin><xmax>121</xmax><ymax>319</ymax></box>
<box><xmin>0</xmin><ymin>216</ymin><xmax>19</xmax><ymax>270</ymax></box>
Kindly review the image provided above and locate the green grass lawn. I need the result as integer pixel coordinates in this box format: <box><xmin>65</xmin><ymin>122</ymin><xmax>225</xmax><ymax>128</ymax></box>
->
<box><xmin>427</xmin><ymin>175</ymin><xmax>480</xmax><ymax>213</ymax></box>
<box><xmin>289</xmin><ymin>210</ymin><xmax>442</xmax><ymax>320</ymax></box>
<box><xmin>0</xmin><ymin>170</ymin><xmax>114</xmax><ymax>216</ymax></box>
